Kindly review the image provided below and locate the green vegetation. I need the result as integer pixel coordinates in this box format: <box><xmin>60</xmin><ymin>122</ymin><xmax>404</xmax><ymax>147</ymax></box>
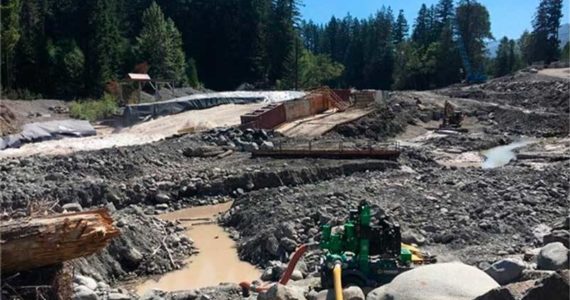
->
<box><xmin>561</xmin><ymin>42</ymin><xmax>570</xmax><ymax>62</ymax></box>
<box><xmin>0</xmin><ymin>0</ymin><xmax>565</xmax><ymax>98</ymax></box>
<box><xmin>69</xmin><ymin>94</ymin><xmax>118</xmax><ymax>121</ymax></box>
<box><xmin>186</xmin><ymin>58</ymin><xmax>200</xmax><ymax>88</ymax></box>
<box><xmin>136</xmin><ymin>2</ymin><xmax>187</xmax><ymax>85</ymax></box>
<box><xmin>280</xmin><ymin>49</ymin><xmax>344</xmax><ymax>89</ymax></box>
<box><xmin>494</xmin><ymin>37</ymin><xmax>521</xmax><ymax>77</ymax></box>
<box><xmin>47</xmin><ymin>40</ymin><xmax>85</xmax><ymax>99</ymax></box>
<box><xmin>531</xmin><ymin>0</ymin><xmax>564</xmax><ymax>64</ymax></box>
<box><xmin>0</xmin><ymin>0</ymin><xmax>22</xmax><ymax>91</ymax></box>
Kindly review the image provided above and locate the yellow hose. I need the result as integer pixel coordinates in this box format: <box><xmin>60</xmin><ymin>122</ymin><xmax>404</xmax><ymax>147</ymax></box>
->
<box><xmin>333</xmin><ymin>263</ymin><xmax>344</xmax><ymax>300</ymax></box>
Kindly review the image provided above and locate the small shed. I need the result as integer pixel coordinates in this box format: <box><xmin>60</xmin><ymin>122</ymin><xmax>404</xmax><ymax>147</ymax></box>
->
<box><xmin>128</xmin><ymin>73</ymin><xmax>151</xmax><ymax>81</ymax></box>
<box><xmin>128</xmin><ymin>73</ymin><xmax>151</xmax><ymax>103</ymax></box>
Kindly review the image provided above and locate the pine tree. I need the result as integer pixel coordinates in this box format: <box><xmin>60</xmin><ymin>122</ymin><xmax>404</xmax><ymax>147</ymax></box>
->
<box><xmin>495</xmin><ymin>37</ymin><xmax>512</xmax><ymax>77</ymax></box>
<box><xmin>86</xmin><ymin>0</ymin><xmax>126</xmax><ymax>96</ymax></box>
<box><xmin>1</xmin><ymin>0</ymin><xmax>22</xmax><ymax>90</ymax></box>
<box><xmin>136</xmin><ymin>2</ymin><xmax>187</xmax><ymax>85</ymax></box>
<box><xmin>456</xmin><ymin>0</ymin><xmax>493</xmax><ymax>74</ymax></box>
<box><xmin>393</xmin><ymin>10</ymin><xmax>409</xmax><ymax>44</ymax></box>
<box><xmin>48</xmin><ymin>39</ymin><xmax>85</xmax><ymax>98</ymax></box>
<box><xmin>267</xmin><ymin>0</ymin><xmax>300</xmax><ymax>85</ymax></box>
<box><xmin>186</xmin><ymin>58</ymin><xmax>200</xmax><ymax>88</ymax></box>
<box><xmin>301</xmin><ymin>20</ymin><xmax>321</xmax><ymax>53</ymax></box>
<box><xmin>412</xmin><ymin>4</ymin><xmax>432</xmax><ymax>47</ymax></box>
<box><xmin>362</xmin><ymin>7</ymin><xmax>395</xmax><ymax>89</ymax></box>
<box><xmin>562</xmin><ymin>42</ymin><xmax>570</xmax><ymax>61</ymax></box>
<box><xmin>344</xmin><ymin>18</ymin><xmax>365</xmax><ymax>88</ymax></box>
<box><xmin>435</xmin><ymin>0</ymin><xmax>454</xmax><ymax>34</ymax></box>
<box><xmin>519</xmin><ymin>30</ymin><xmax>534</xmax><ymax>65</ymax></box>
<box><xmin>531</xmin><ymin>0</ymin><xmax>563</xmax><ymax>63</ymax></box>
<box><xmin>13</xmin><ymin>0</ymin><xmax>47</xmax><ymax>94</ymax></box>
<box><xmin>435</xmin><ymin>24</ymin><xmax>462</xmax><ymax>87</ymax></box>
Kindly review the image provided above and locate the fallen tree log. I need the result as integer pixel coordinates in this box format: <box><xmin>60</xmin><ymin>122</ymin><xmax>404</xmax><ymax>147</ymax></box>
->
<box><xmin>1</xmin><ymin>208</ymin><xmax>119</xmax><ymax>274</ymax></box>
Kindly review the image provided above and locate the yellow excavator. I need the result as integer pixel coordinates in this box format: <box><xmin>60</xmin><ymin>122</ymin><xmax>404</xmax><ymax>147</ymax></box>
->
<box><xmin>440</xmin><ymin>101</ymin><xmax>464</xmax><ymax>130</ymax></box>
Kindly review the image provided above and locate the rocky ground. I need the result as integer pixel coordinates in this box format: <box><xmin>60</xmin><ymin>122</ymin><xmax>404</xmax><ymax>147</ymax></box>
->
<box><xmin>1</xmin><ymin>70</ymin><xmax>568</xmax><ymax>300</ymax></box>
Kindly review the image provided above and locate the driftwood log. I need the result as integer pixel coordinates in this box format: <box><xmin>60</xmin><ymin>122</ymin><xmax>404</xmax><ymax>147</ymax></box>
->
<box><xmin>1</xmin><ymin>209</ymin><xmax>119</xmax><ymax>274</ymax></box>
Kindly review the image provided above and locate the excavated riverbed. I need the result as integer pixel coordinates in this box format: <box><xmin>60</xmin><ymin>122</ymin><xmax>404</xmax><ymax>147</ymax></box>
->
<box><xmin>136</xmin><ymin>202</ymin><xmax>260</xmax><ymax>295</ymax></box>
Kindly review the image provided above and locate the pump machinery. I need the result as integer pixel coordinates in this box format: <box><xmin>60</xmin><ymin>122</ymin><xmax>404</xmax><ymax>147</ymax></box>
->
<box><xmin>240</xmin><ymin>200</ymin><xmax>437</xmax><ymax>299</ymax></box>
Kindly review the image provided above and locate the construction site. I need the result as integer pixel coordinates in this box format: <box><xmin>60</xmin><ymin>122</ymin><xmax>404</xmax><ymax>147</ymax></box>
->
<box><xmin>0</xmin><ymin>64</ymin><xmax>568</xmax><ymax>300</ymax></box>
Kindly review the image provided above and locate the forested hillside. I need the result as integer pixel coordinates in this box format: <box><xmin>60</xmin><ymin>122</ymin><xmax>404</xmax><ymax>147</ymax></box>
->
<box><xmin>0</xmin><ymin>0</ymin><xmax>565</xmax><ymax>99</ymax></box>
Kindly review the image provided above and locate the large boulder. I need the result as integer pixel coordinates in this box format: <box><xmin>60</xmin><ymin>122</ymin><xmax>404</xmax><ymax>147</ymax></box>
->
<box><xmin>401</xmin><ymin>230</ymin><xmax>426</xmax><ymax>246</ymax></box>
<box><xmin>74</xmin><ymin>275</ymin><xmax>98</xmax><ymax>291</ymax></box>
<box><xmin>107</xmin><ymin>293</ymin><xmax>131</xmax><ymax>300</ymax></box>
<box><xmin>122</xmin><ymin>247</ymin><xmax>144</xmax><ymax>268</ymax></box>
<box><xmin>537</xmin><ymin>242</ymin><xmax>569</xmax><ymax>270</ymax></box>
<box><xmin>366</xmin><ymin>262</ymin><xmax>499</xmax><ymax>300</ymax></box>
<box><xmin>258</xmin><ymin>284</ymin><xmax>306</xmax><ymax>300</ymax></box>
<box><xmin>484</xmin><ymin>258</ymin><xmax>526</xmax><ymax>285</ymax></box>
<box><xmin>72</xmin><ymin>286</ymin><xmax>99</xmax><ymax>300</ymax></box>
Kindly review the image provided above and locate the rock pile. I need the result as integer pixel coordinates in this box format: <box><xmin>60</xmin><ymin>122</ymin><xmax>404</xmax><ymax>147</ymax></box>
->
<box><xmin>73</xmin><ymin>206</ymin><xmax>195</xmax><ymax>284</ymax></box>
<box><xmin>201</xmin><ymin>127</ymin><xmax>278</xmax><ymax>151</ymax></box>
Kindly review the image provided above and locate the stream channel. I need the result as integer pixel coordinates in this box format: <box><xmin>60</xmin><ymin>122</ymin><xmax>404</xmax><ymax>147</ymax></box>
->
<box><xmin>136</xmin><ymin>202</ymin><xmax>260</xmax><ymax>295</ymax></box>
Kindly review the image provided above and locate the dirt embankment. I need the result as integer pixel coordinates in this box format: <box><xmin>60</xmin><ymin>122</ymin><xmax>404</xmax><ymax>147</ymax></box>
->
<box><xmin>0</xmin><ymin>99</ymin><xmax>69</xmax><ymax>135</ymax></box>
<box><xmin>223</xmin><ymin>157</ymin><xmax>568</xmax><ymax>269</ymax></box>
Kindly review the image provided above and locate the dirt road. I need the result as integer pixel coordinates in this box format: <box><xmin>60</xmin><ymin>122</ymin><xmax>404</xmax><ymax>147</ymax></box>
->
<box><xmin>539</xmin><ymin>67</ymin><xmax>570</xmax><ymax>79</ymax></box>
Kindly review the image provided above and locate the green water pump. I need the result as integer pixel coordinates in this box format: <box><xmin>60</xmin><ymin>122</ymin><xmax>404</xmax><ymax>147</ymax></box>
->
<box><xmin>319</xmin><ymin>200</ymin><xmax>427</xmax><ymax>288</ymax></box>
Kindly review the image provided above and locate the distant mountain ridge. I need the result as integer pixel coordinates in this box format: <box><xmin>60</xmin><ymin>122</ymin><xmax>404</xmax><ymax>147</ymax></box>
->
<box><xmin>486</xmin><ymin>23</ymin><xmax>569</xmax><ymax>57</ymax></box>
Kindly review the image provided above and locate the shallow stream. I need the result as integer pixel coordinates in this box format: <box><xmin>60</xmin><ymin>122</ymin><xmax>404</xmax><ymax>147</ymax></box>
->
<box><xmin>481</xmin><ymin>140</ymin><xmax>533</xmax><ymax>169</ymax></box>
<box><xmin>136</xmin><ymin>202</ymin><xmax>260</xmax><ymax>295</ymax></box>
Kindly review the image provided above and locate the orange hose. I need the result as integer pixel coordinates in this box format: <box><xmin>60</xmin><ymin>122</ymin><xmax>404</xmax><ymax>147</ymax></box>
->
<box><xmin>279</xmin><ymin>243</ymin><xmax>309</xmax><ymax>285</ymax></box>
<box><xmin>239</xmin><ymin>243</ymin><xmax>311</xmax><ymax>294</ymax></box>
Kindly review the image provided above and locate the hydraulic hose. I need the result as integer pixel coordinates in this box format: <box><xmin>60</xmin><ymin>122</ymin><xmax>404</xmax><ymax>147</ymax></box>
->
<box><xmin>279</xmin><ymin>243</ymin><xmax>309</xmax><ymax>285</ymax></box>
<box><xmin>239</xmin><ymin>243</ymin><xmax>316</xmax><ymax>295</ymax></box>
<box><xmin>333</xmin><ymin>263</ymin><xmax>343</xmax><ymax>300</ymax></box>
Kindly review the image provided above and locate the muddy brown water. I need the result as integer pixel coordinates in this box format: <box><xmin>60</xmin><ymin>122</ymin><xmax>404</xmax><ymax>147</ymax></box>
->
<box><xmin>136</xmin><ymin>202</ymin><xmax>260</xmax><ymax>294</ymax></box>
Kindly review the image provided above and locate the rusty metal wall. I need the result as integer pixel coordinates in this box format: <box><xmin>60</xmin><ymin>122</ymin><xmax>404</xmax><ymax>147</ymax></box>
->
<box><xmin>240</xmin><ymin>104</ymin><xmax>286</xmax><ymax>129</ymax></box>
<box><xmin>332</xmin><ymin>89</ymin><xmax>352</xmax><ymax>102</ymax></box>
<box><xmin>241</xmin><ymin>93</ymin><xmax>333</xmax><ymax>129</ymax></box>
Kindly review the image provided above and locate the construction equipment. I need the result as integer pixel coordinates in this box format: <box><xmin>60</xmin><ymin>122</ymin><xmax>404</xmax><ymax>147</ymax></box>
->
<box><xmin>439</xmin><ymin>101</ymin><xmax>465</xmax><ymax>130</ymax></box>
<box><xmin>319</xmin><ymin>200</ymin><xmax>436</xmax><ymax>289</ymax></box>
<box><xmin>240</xmin><ymin>201</ymin><xmax>435</xmax><ymax>298</ymax></box>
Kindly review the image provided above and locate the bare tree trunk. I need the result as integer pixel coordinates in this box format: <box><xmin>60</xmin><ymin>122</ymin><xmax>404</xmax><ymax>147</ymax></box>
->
<box><xmin>1</xmin><ymin>209</ymin><xmax>119</xmax><ymax>274</ymax></box>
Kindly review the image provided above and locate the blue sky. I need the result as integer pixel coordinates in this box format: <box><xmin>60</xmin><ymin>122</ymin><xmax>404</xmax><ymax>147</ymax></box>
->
<box><xmin>300</xmin><ymin>0</ymin><xmax>570</xmax><ymax>39</ymax></box>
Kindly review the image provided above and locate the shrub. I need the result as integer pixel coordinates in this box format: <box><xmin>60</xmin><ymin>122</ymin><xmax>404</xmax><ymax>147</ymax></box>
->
<box><xmin>69</xmin><ymin>93</ymin><xmax>118</xmax><ymax>121</ymax></box>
